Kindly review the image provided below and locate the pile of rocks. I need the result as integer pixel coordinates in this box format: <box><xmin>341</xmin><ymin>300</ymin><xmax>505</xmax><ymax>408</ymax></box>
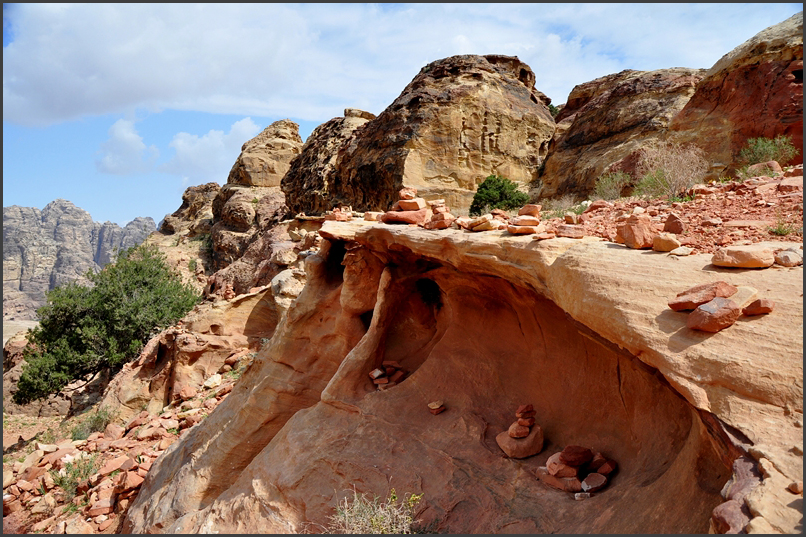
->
<box><xmin>423</xmin><ymin>200</ymin><xmax>457</xmax><ymax>230</ymax></box>
<box><xmin>379</xmin><ymin>188</ymin><xmax>431</xmax><ymax>226</ymax></box>
<box><xmin>323</xmin><ymin>206</ymin><xmax>354</xmax><ymax>222</ymax></box>
<box><xmin>368</xmin><ymin>360</ymin><xmax>407</xmax><ymax>391</ymax></box>
<box><xmin>534</xmin><ymin>445</ymin><xmax>617</xmax><ymax>498</ymax></box>
<box><xmin>495</xmin><ymin>404</ymin><xmax>544</xmax><ymax>459</ymax></box>
<box><xmin>2</xmin><ymin>380</ymin><xmax>235</xmax><ymax>534</ymax></box>
<box><xmin>507</xmin><ymin>205</ymin><xmax>546</xmax><ymax>235</ymax></box>
<box><xmin>454</xmin><ymin>212</ymin><xmax>509</xmax><ymax>232</ymax></box>
<box><xmin>668</xmin><ymin>281</ymin><xmax>776</xmax><ymax>332</ymax></box>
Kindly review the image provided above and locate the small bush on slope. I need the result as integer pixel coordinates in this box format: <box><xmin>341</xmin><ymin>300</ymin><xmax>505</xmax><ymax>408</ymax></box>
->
<box><xmin>469</xmin><ymin>175</ymin><xmax>529</xmax><ymax>216</ymax></box>
<box><xmin>14</xmin><ymin>244</ymin><xmax>199</xmax><ymax>404</ymax></box>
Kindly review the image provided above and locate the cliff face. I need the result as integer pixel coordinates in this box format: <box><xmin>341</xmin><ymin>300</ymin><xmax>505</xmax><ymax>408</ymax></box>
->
<box><xmin>328</xmin><ymin>54</ymin><xmax>555</xmax><ymax>215</ymax></box>
<box><xmin>123</xmin><ymin>221</ymin><xmax>802</xmax><ymax>534</ymax></box>
<box><xmin>536</xmin><ymin>68</ymin><xmax>705</xmax><ymax>199</ymax></box>
<box><xmin>669</xmin><ymin>11</ymin><xmax>803</xmax><ymax>177</ymax></box>
<box><xmin>2</xmin><ymin>200</ymin><xmax>155</xmax><ymax>321</ymax></box>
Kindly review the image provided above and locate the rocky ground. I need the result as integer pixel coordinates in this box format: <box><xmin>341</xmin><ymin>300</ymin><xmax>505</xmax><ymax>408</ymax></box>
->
<box><xmin>2</xmin><ymin>375</ymin><xmax>239</xmax><ymax>534</ymax></box>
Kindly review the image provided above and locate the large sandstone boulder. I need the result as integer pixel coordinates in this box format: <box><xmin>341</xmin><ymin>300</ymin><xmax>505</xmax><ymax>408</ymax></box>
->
<box><xmin>536</xmin><ymin>68</ymin><xmax>705</xmax><ymax>200</ymax></box>
<box><xmin>123</xmin><ymin>223</ymin><xmax>802</xmax><ymax>534</ymax></box>
<box><xmin>3</xmin><ymin>200</ymin><xmax>155</xmax><ymax>321</ymax></box>
<box><xmin>159</xmin><ymin>182</ymin><xmax>220</xmax><ymax>236</ymax></box>
<box><xmin>669</xmin><ymin>12</ymin><xmax>803</xmax><ymax>177</ymax></box>
<box><xmin>331</xmin><ymin>54</ymin><xmax>555</xmax><ymax>215</ymax></box>
<box><xmin>281</xmin><ymin>109</ymin><xmax>376</xmax><ymax>215</ymax></box>
<box><xmin>226</xmin><ymin>119</ymin><xmax>303</xmax><ymax>187</ymax></box>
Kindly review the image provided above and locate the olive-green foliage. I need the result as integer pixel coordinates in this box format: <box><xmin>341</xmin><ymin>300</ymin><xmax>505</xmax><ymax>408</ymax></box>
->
<box><xmin>14</xmin><ymin>244</ymin><xmax>200</xmax><ymax>404</ymax></box>
<box><xmin>547</xmin><ymin>103</ymin><xmax>560</xmax><ymax>118</ymax></box>
<box><xmin>469</xmin><ymin>175</ymin><xmax>529</xmax><ymax>216</ymax></box>
<box><xmin>635</xmin><ymin>141</ymin><xmax>708</xmax><ymax>202</ymax></box>
<box><xmin>70</xmin><ymin>406</ymin><xmax>118</xmax><ymax>441</ymax></box>
<box><xmin>592</xmin><ymin>171</ymin><xmax>632</xmax><ymax>201</ymax></box>
<box><xmin>739</xmin><ymin>135</ymin><xmax>798</xmax><ymax>166</ymax></box>
<box><xmin>50</xmin><ymin>453</ymin><xmax>99</xmax><ymax>500</ymax></box>
<box><xmin>326</xmin><ymin>488</ymin><xmax>423</xmax><ymax>534</ymax></box>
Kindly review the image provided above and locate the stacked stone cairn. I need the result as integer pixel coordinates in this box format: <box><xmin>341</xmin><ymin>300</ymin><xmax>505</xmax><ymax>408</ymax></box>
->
<box><xmin>324</xmin><ymin>205</ymin><xmax>354</xmax><ymax>222</ymax></box>
<box><xmin>368</xmin><ymin>360</ymin><xmax>407</xmax><ymax>391</ymax></box>
<box><xmin>379</xmin><ymin>188</ymin><xmax>431</xmax><ymax>226</ymax></box>
<box><xmin>668</xmin><ymin>281</ymin><xmax>775</xmax><ymax>333</ymax></box>
<box><xmin>495</xmin><ymin>404</ymin><xmax>544</xmax><ymax>459</ymax></box>
<box><xmin>454</xmin><ymin>210</ymin><xmax>509</xmax><ymax>232</ymax></box>
<box><xmin>506</xmin><ymin>204</ymin><xmax>546</xmax><ymax>235</ymax></box>
<box><xmin>423</xmin><ymin>199</ymin><xmax>457</xmax><ymax>230</ymax></box>
<box><xmin>534</xmin><ymin>445</ymin><xmax>618</xmax><ymax>499</ymax></box>
<box><xmin>427</xmin><ymin>400</ymin><xmax>446</xmax><ymax>415</ymax></box>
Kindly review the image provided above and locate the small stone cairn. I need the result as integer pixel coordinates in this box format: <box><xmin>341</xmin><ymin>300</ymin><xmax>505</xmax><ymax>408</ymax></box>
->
<box><xmin>368</xmin><ymin>360</ymin><xmax>407</xmax><ymax>391</ymax></box>
<box><xmin>668</xmin><ymin>281</ymin><xmax>775</xmax><ymax>332</ymax></box>
<box><xmin>379</xmin><ymin>188</ymin><xmax>431</xmax><ymax>226</ymax></box>
<box><xmin>495</xmin><ymin>404</ymin><xmax>544</xmax><ymax>459</ymax></box>
<box><xmin>324</xmin><ymin>205</ymin><xmax>354</xmax><ymax>222</ymax></box>
<box><xmin>423</xmin><ymin>199</ymin><xmax>457</xmax><ymax>230</ymax></box>
<box><xmin>535</xmin><ymin>445</ymin><xmax>618</xmax><ymax>498</ymax></box>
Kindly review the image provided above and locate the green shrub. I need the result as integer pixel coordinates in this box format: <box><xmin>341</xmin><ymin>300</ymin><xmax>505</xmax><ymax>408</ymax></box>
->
<box><xmin>547</xmin><ymin>103</ymin><xmax>560</xmax><ymax>118</ymax></box>
<box><xmin>635</xmin><ymin>141</ymin><xmax>708</xmax><ymax>202</ymax></box>
<box><xmin>70</xmin><ymin>407</ymin><xmax>118</xmax><ymax>441</ymax></box>
<box><xmin>469</xmin><ymin>175</ymin><xmax>529</xmax><ymax>216</ymax></box>
<box><xmin>739</xmin><ymin>135</ymin><xmax>798</xmax><ymax>166</ymax></box>
<box><xmin>326</xmin><ymin>488</ymin><xmax>423</xmax><ymax>534</ymax></box>
<box><xmin>592</xmin><ymin>171</ymin><xmax>632</xmax><ymax>201</ymax></box>
<box><xmin>188</xmin><ymin>259</ymin><xmax>197</xmax><ymax>272</ymax></box>
<box><xmin>50</xmin><ymin>453</ymin><xmax>99</xmax><ymax>500</ymax></box>
<box><xmin>14</xmin><ymin>244</ymin><xmax>200</xmax><ymax>404</ymax></box>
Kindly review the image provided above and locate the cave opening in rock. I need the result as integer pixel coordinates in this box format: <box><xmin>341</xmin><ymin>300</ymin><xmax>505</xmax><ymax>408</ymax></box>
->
<box><xmin>792</xmin><ymin>68</ymin><xmax>803</xmax><ymax>83</ymax></box>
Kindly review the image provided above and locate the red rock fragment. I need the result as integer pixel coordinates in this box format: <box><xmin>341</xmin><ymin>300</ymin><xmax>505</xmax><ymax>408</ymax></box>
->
<box><xmin>517</xmin><ymin>417</ymin><xmax>535</xmax><ymax>427</ymax></box>
<box><xmin>559</xmin><ymin>445</ymin><xmax>593</xmax><ymax>466</ymax></box>
<box><xmin>742</xmin><ymin>298</ymin><xmax>774</xmax><ymax>316</ymax></box>
<box><xmin>547</xmin><ymin>452</ymin><xmax>578</xmax><ymax>478</ymax></box>
<box><xmin>668</xmin><ymin>281</ymin><xmax>738</xmax><ymax>312</ymax></box>
<box><xmin>515</xmin><ymin>404</ymin><xmax>534</xmax><ymax>416</ymax></box>
<box><xmin>596</xmin><ymin>460</ymin><xmax>618</xmax><ymax>476</ymax></box>
<box><xmin>496</xmin><ymin>425</ymin><xmax>544</xmax><ymax>459</ymax></box>
<box><xmin>664</xmin><ymin>213</ymin><xmax>686</xmax><ymax>234</ymax></box>
<box><xmin>687</xmin><ymin>297</ymin><xmax>742</xmax><ymax>332</ymax></box>
<box><xmin>581</xmin><ymin>473</ymin><xmax>608</xmax><ymax>492</ymax></box>
<box><xmin>508</xmin><ymin>423</ymin><xmax>530</xmax><ymax>439</ymax></box>
<box><xmin>534</xmin><ymin>466</ymin><xmax>582</xmax><ymax>492</ymax></box>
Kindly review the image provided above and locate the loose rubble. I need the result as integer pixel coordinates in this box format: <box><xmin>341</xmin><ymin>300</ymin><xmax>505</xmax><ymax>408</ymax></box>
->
<box><xmin>535</xmin><ymin>445</ymin><xmax>618</xmax><ymax>496</ymax></box>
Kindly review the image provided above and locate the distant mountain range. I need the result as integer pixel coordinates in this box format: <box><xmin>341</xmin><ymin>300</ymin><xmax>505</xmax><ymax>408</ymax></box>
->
<box><xmin>3</xmin><ymin>199</ymin><xmax>156</xmax><ymax>321</ymax></box>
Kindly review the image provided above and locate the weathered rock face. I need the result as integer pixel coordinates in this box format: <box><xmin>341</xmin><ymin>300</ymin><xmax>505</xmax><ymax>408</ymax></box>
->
<box><xmin>159</xmin><ymin>182</ymin><xmax>220</xmax><ymax>236</ymax></box>
<box><xmin>669</xmin><ymin>12</ymin><xmax>804</xmax><ymax>176</ymax></box>
<box><xmin>281</xmin><ymin>109</ymin><xmax>376</xmax><ymax>215</ymax></box>
<box><xmin>123</xmin><ymin>223</ymin><xmax>802</xmax><ymax>534</ymax></box>
<box><xmin>3</xmin><ymin>200</ymin><xmax>155</xmax><ymax>321</ymax></box>
<box><xmin>331</xmin><ymin>55</ymin><xmax>555</xmax><ymax>215</ymax></box>
<box><xmin>226</xmin><ymin>119</ymin><xmax>303</xmax><ymax>187</ymax></box>
<box><xmin>98</xmin><ymin>286</ymin><xmax>286</xmax><ymax>422</ymax></box>
<box><xmin>537</xmin><ymin>68</ymin><xmax>706</xmax><ymax>200</ymax></box>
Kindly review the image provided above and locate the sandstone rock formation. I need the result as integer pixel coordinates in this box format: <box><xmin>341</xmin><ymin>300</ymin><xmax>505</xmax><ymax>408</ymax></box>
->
<box><xmin>226</xmin><ymin>119</ymin><xmax>303</xmax><ymax>187</ymax></box>
<box><xmin>3</xmin><ymin>200</ymin><xmax>155</xmax><ymax>321</ymax></box>
<box><xmin>536</xmin><ymin>68</ymin><xmax>706</xmax><ymax>200</ymax></box>
<box><xmin>330</xmin><ymin>55</ymin><xmax>555</xmax><ymax>215</ymax></box>
<box><xmin>669</xmin><ymin>11</ymin><xmax>804</xmax><ymax>176</ymax></box>
<box><xmin>123</xmin><ymin>221</ymin><xmax>802</xmax><ymax>534</ymax></box>
<box><xmin>158</xmin><ymin>182</ymin><xmax>220</xmax><ymax>237</ymax></box>
<box><xmin>282</xmin><ymin>109</ymin><xmax>376</xmax><ymax>215</ymax></box>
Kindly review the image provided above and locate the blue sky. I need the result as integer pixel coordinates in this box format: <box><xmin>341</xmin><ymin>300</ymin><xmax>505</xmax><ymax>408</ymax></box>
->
<box><xmin>3</xmin><ymin>3</ymin><xmax>802</xmax><ymax>226</ymax></box>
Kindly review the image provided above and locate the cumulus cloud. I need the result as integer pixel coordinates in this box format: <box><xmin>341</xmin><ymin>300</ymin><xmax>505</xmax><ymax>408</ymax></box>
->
<box><xmin>3</xmin><ymin>3</ymin><xmax>802</xmax><ymax>125</ymax></box>
<box><xmin>95</xmin><ymin>119</ymin><xmax>159</xmax><ymax>175</ymax></box>
<box><xmin>159</xmin><ymin>117</ymin><xmax>260</xmax><ymax>185</ymax></box>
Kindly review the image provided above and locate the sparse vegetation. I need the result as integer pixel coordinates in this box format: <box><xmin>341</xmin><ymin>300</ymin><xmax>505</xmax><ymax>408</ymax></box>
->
<box><xmin>50</xmin><ymin>453</ymin><xmax>99</xmax><ymax>500</ymax></box>
<box><xmin>70</xmin><ymin>406</ymin><xmax>118</xmax><ymax>441</ymax></box>
<box><xmin>14</xmin><ymin>244</ymin><xmax>200</xmax><ymax>404</ymax></box>
<box><xmin>188</xmin><ymin>258</ymin><xmax>197</xmax><ymax>272</ymax></box>
<box><xmin>634</xmin><ymin>141</ymin><xmax>708</xmax><ymax>202</ymax></box>
<box><xmin>739</xmin><ymin>135</ymin><xmax>798</xmax><ymax>167</ymax></box>
<box><xmin>592</xmin><ymin>171</ymin><xmax>632</xmax><ymax>201</ymax></box>
<box><xmin>326</xmin><ymin>488</ymin><xmax>423</xmax><ymax>534</ymax></box>
<box><xmin>547</xmin><ymin>103</ymin><xmax>560</xmax><ymax>118</ymax></box>
<box><xmin>469</xmin><ymin>175</ymin><xmax>529</xmax><ymax>216</ymax></box>
<box><xmin>542</xmin><ymin>194</ymin><xmax>584</xmax><ymax>219</ymax></box>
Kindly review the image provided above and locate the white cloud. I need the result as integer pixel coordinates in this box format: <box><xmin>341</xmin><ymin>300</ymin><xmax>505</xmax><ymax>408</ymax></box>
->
<box><xmin>95</xmin><ymin>119</ymin><xmax>158</xmax><ymax>175</ymax></box>
<box><xmin>3</xmin><ymin>4</ymin><xmax>802</xmax><ymax>124</ymax></box>
<box><xmin>159</xmin><ymin>117</ymin><xmax>260</xmax><ymax>185</ymax></box>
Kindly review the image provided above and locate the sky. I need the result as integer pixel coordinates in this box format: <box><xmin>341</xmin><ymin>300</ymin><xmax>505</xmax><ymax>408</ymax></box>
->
<box><xmin>3</xmin><ymin>3</ymin><xmax>802</xmax><ymax>226</ymax></box>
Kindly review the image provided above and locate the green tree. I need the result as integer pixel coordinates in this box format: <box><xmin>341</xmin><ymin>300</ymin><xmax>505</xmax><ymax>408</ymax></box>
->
<box><xmin>469</xmin><ymin>175</ymin><xmax>529</xmax><ymax>216</ymax></box>
<box><xmin>14</xmin><ymin>244</ymin><xmax>199</xmax><ymax>404</ymax></box>
<box><xmin>739</xmin><ymin>135</ymin><xmax>798</xmax><ymax>166</ymax></box>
